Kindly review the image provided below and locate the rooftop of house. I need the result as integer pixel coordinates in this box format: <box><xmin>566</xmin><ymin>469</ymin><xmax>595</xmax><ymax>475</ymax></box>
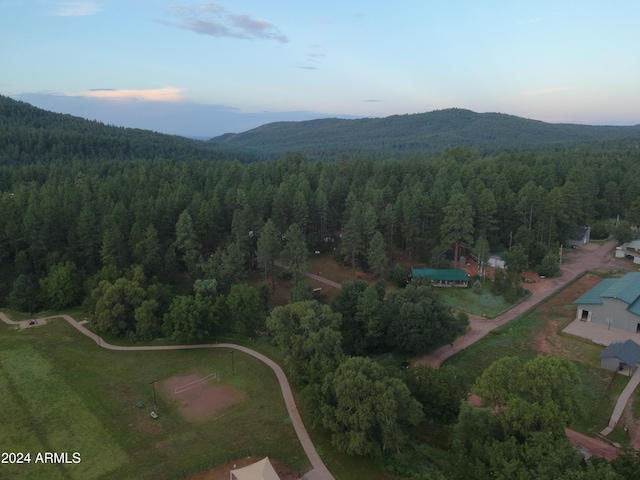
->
<box><xmin>600</xmin><ymin>339</ymin><xmax>640</xmax><ymax>366</ymax></box>
<box><xmin>574</xmin><ymin>272</ymin><xmax>640</xmax><ymax>316</ymax></box>
<box><xmin>569</xmin><ymin>225</ymin><xmax>590</xmax><ymax>240</ymax></box>
<box><xmin>411</xmin><ymin>268</ymin><xmax>469</xmax><ymax>281</ymax></box>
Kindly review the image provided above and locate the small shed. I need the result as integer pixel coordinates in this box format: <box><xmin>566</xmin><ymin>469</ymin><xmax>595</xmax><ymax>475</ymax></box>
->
<box><xmin>568</xmin><ymin>225</ymin><xmax>591</xmax><ymax>247</ymax></box>
<box><xmin>487</xmin><ymin>253</ymin><xmax>506</xmax><ymax>269</ymax></box>
<box><xmin>411</xmin><ymin>268</ymin><xmax>469</xmax><ymax>287</ymax></box>
<box><xmin>600</xmin><ymin>339</ymin><xmax>640</xmax><ymax>376</ymax></box>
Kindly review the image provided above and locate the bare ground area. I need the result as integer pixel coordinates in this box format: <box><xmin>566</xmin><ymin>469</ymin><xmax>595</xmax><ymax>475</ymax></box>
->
<box><xmin>621</xmin><ymin>399</ymin><xmax>640</xmax><ymax>450</ymax></box>
<box><xmin>187</xmin><ymin>456</ymin><xmax>299</xmax><ymax>480</ymax></box>
<box><xmin>162</xmin><ymin>373</ymin><xmax>247</xmax><ymax>422</ymax></box>
<box><xmin>530</xmin><ymin>273</ymin><xmax>603</xmax><ymax>359</ymax></box>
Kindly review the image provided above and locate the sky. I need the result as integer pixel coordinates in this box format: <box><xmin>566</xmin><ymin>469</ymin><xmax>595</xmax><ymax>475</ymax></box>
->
<box><xmin>2</xmin><ymin>0</ymin><xmax>640</xmax><ymax>138</ymax></box>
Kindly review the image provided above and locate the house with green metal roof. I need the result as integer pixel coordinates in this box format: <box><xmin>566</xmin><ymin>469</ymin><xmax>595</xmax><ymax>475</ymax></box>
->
<box><xmin>411</xmin><ymin>268</ymin><xmax>469</xmax><ymax>288</ymax></box>
<box><xmin>573</xmin><ymin>272</ymin><xmax>640</xmax><ymax>334</ymax></box>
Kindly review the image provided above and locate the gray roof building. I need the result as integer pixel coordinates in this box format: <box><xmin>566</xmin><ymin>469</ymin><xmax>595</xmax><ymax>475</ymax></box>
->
<box><xmin>600</xmin><ymin>339</ymin><xmax>640</xmax><ymax>374</ymax></box>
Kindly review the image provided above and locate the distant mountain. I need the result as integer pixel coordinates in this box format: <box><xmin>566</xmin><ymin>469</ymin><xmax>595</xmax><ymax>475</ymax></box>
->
<box><xmin>0</xmin><ymin>95</ymin><xmax>256</xmax><ymax>165</ymax></box>
<box><xmin>209</xmin><ymin>109</ymin><xmax>640</xmax><ymax>159</ymax></box>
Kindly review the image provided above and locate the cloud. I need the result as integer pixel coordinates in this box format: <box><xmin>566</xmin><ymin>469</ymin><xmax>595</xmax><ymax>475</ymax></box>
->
<box><xmin>298</xmin><ymin>44</ymin><xmax>325</xmax><ymax>70</ymax></box>
<box><xmin>363</xmin><ymin>99</ymin><xmax>384</xmax><ymax>103</ymax></box>
<box><xmin>51</xmin><ymin>1</ymin><xmax>101</xmax><ymax>17</ymax></box>
<box><xmin>164</xmin><ymin>2</ymin><xmax>288</xmax><ymax>43</ymax></box>
<box><xmin>523</xmin><ymin>86</ymin><xmax>573</xmax><ymax>96</ymax></box>
<box><xmin>80</xmin><ymin>87</ymin><xmax>185</xmax><ymax>102</ymax></box>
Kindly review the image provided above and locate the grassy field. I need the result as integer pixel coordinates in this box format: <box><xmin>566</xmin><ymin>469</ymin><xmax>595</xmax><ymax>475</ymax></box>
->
<box><xmin>436</xmin><ymin>281</ymin><xmax>524</xmax><ymax>318</ymax></box>
<box><xmin>444</xmin><ymin>304</ymin><xmax>630</xmax><ymax>437</ymax></box>
<box><xmin>0</xmin><ymin>317</ymin><xmax>307</xmax><ymax>480</ymax></box>
<box><xmin>443</xmin><ymin>309</ymin><xmax>542</xmax><ymax>380</ymax></box>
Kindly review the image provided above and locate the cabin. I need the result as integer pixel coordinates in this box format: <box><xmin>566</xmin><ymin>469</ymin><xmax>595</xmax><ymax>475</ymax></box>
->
<box><xmin>411</xmin><ymin>268</ymin><xmax>469</xmax><ymax>288</ymax></box>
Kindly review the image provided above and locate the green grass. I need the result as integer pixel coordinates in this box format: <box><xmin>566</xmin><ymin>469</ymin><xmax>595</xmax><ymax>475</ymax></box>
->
<box><xmin>444</xmin><ymin>308</ymin><xmax>542</xmax><ymax>381</ymax></box>
<box><xmin>437</xmin><ymin>282</ymin><xmax>523</xmax><ymax>318</ymax></box>
<box><xmin>444</xmin><ymin>302</ymin><xmax>633</xmax><ymax>440</ymax></box>
<box><xmin>0</xmin><ymin>317</ymin><xmax>308</xmax><ymax>480</ymax></box>
<box><xmin>570</xmin><ymin>364</ymin><xmax>628</xmax><ymax>435</ymax></box>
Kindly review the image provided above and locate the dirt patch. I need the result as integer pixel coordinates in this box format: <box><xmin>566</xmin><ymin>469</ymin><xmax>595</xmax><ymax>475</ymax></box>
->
<box><xmin>621</xmin><ymin>396</ymin><xmax>640</xmax><ymax>449</ymax></box>
<box><xmin>187</xmin><ymin>456</ymin><xmax>300</xmax><ymax>480</ymax></box>
<box><xmin>309</xmin><ymin>255</ymin><xmax>375</xmax><ymax>286</ymax></box>
<box><xmin>531</xmin><ymin>273</ymin><xmax>604</xmax><ymax>358</ymax></box>
<box><xmin>162</xmin><ymin>373</ymin><xmax>247</xmax><ymax>422</ymax></box>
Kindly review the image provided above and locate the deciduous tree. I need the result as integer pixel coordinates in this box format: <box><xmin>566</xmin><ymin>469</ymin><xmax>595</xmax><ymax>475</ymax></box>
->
<box><xmin>321</xmin><ymin>356</ymin><xmax>423</xmax><ymax>456</ymax></box>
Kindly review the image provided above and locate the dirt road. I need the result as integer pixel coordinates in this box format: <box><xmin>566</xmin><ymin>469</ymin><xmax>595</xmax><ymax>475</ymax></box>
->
<box><xmin>417</xmin><ymin>240</ymin><xmax>620</xmax><ymax>368</ymax></box>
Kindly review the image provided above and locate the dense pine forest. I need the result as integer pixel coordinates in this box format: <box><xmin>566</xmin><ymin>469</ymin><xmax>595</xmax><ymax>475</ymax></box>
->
<box><xmin>3</xmin><ymin>95</ymin><xmax>640</xmax><ymax>479</ymax></box>
<box><xmin>210</xmin><ymin>108</ymin><xmax>640</xmax><ymax>159</ymax></box>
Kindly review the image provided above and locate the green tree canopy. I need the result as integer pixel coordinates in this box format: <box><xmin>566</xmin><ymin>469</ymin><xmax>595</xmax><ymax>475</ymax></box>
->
<box><xmin>321</xmin><ymin>356</ymin><xmax>423</xmax><ymax>457</ymax></box>
<box><xmin>39</xmin><ymin>261</ymin><xmax>84</xmax><ymax>310</ymax></box>
<box><xmin>384</xmin><ymin>284</ymin><xmax>467</xmax><ymax>355</ymax></box>
<box><xmin>440</xmin><ymin>192</ymin><xmax>474</xmax><ymax>266</ymax></box>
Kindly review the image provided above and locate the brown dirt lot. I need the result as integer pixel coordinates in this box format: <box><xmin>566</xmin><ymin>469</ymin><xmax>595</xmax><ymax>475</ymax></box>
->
<box><xmin>530</xmin><ymin>273</ymin><xmax>604</xmax><ymax>359</ymax></box>
<box><xmin>162</xmin><ymin>373</ymin><xmax>247</xmax><ymax>422</ymax></box>
<box><xmin>187</xmin><ymin>456</ymin><xmax>299</xmax><ymax>480</ymax></box>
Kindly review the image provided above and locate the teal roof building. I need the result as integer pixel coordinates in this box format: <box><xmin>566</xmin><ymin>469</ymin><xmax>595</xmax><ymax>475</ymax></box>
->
<box><xmin>411</xmin><ymin>268</ymin><xmax>469</xmax><ymax>287</ymax></box>
<box><xmin>574</xmin><ymin>273</ymin><xmax>640</xmax><ymax>333</ymax></box>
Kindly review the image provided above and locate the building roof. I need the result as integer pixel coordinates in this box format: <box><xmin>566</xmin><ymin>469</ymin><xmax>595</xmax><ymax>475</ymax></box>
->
<box><xmin>569</xmin><ymin>226</ymin><xmax>590</xmax><ymax>241</ymax></box>
<box><xmin>574</xmin><ymin>273</ymin><xmax>640</xmax><ymax>316</ymax></box>
<box><xmin>411</xmin><ymin>268</ymin><xmax>469</xmax><ymax>281</ymax></box>
<box><xmin>600</xmin><ymin>339</ymin><xmax>640</xmax><ymax>366</ymax></box>
<box><xmin>573</xmin><ymin>279</ymin><xmax>618</xmax><ymax>305</ymax></box>
<box><xmin>230</xmin><ymin>457</ymin><xmax>280</xmax><ymax>480</ymax></box>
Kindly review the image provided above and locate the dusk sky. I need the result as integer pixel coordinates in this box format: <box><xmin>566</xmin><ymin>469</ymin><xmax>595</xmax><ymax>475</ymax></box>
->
<box><xmin>3</xmin><ymin>1</ymin><xmax>640</xmax><ymax>138</ymax></box>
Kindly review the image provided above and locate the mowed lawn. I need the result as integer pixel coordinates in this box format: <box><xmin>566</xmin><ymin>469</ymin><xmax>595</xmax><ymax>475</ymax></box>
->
<box><xmin>0</xmin><ymin>318</ymin><xmax>308</xmax><ymax>480</ymax></box>
<box><xmin>436</xmin><ymin>282</ymin><xmax>523</xmax><ymax>318</ymax></box>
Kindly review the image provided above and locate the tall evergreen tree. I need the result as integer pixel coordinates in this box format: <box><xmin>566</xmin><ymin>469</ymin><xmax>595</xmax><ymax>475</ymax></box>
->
<box><xmin>440</xmin><ymin>192</ymin><xmax>474</xmax><ymax>267</ymax></box>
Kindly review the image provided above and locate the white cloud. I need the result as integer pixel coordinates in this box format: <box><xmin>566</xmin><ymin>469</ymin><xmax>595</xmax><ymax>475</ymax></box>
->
<box><xmin>52</xmin><ymin>1</ymin><xmax>101</xmax><ymax>17</ymax></box>
<box><xmin>80</xmin><ymin>87</ymin><xmax>185</xmax><ymax>102</ymax></box>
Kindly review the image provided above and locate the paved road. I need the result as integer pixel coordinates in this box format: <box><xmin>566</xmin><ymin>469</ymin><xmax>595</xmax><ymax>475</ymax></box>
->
<box><xmin>417</xmin><ymin>240</ymin><xmax>619</xmax><ymax>368</ymax></box>
<box><xmin>0</xmin><ymin>312</ymin><xmax>334</xmax><ymax>480</ymax></box>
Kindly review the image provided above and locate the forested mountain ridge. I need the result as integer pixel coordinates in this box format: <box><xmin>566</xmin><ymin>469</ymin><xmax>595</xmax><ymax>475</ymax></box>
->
<box><xmin>0</xmin><ymin>95</ymin><xmax>256</xmax><ymax>165</ymax></box>
<box><xmin>210</xmin><ymin>108</ymin><xmax>640</xmax><ymax>159</ymax></box>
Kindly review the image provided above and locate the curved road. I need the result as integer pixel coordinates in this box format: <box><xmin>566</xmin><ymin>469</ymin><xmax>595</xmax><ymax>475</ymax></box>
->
<box><xmin>0</xmin><ymin>312</ymin><xmax>333</xmax><ymax>480</ymax></box>
<box><xmin>417</xmin><ymin>240</ymin><xmax>619</xmax><ymax>367</ymax></box>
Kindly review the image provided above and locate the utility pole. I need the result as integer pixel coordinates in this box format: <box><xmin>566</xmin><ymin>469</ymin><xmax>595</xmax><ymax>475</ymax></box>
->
<box><xmin>559</xmin><ymin>244</ymin><xmax>563</xmax><ymax>266</ymax></box>
<box><xmin>149</xmin><ymin>379</ymin><xmax>157</xmax><ymax>408</ymax></box>
<box><xmin>230</xmin><ymin>350</ymin><xmax>235</xmax><ymax>376</ymax></box>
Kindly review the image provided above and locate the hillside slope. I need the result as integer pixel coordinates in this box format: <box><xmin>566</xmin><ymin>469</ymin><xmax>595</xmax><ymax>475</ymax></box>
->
<box><xmin>0</xmin><ymin>95</ymin><xmax>255</xmax><ymax>165</ymax></box>
<box><xmin>210</xmin><ymin>109</ymin><xmax>640</xmax><ymax>158</ymax></box>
